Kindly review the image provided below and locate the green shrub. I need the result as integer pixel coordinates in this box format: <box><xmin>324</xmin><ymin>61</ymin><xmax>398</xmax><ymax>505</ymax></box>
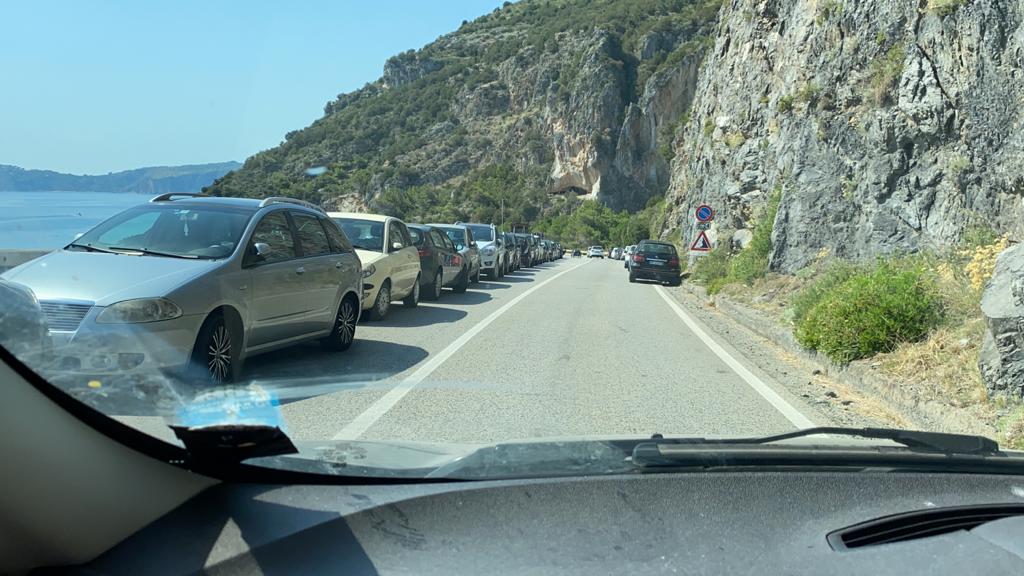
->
<box><xmin>727</xmin><ymin>191</ymin><xmax>780</xmax><ymax>285</ymax></box>
<box><xmin>868</xmin><ymin>45</ymin><xmax>906</xmax><ymax>106</ymax></box>
<box><xmin>795</xmin><ymin>261</ymin><xmax>944</xmax><ymax>363</ymax></box>
<box><xmin>691</xmin><ymin>242</ymin><xmax>732</xmax><ymax>294</ymax></box>
<box><xmin>927</xmin><ymin>0</ymin><xmax>966</xmax><ymax>17</ymax></box>
<box><xmin>724</xmin><ymin>131</ymin><xmax>746</xmax><ymax>149</ymax></box>
<box><xmin>795</xmin><ymin>82</ymin><xmax>820</xmax><ymax>105</ymax></box>
<box><xmin>789</xmin><ymin>262</ymin><xmax>860</xmax><ymax>326</ymax></box>
<box><xmin>777</xmin><ymin>95</ymin><xmax>794</xmax><ymax>113</ymax></box>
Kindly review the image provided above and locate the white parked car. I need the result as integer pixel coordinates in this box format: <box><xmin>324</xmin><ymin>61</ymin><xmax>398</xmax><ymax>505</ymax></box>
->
<box><xmin>329</xmin><ymin>212</ymin><xmax>421</xmax><ymax>321</ymax></box>
<box><xmin>588</xmin><ymin>246</ymin><xmax>605</xmax><ymax>259</ymax></box>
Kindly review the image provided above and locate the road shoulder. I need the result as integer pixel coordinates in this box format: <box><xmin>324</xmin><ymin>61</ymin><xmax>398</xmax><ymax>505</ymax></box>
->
<box><xmin>663</xmin><ymin>283</ymin><xmax>911</xmax><ymax>430</ymax></box>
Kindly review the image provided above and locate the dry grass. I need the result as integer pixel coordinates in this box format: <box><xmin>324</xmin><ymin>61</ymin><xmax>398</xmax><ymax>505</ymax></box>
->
<box><xmin>1000</xmin><ymin>406</ymin><xmax>1024</xmax><ymax>450</ymax></box>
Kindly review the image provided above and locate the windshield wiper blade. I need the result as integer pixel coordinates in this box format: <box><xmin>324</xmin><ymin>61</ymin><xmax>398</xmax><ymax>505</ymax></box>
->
<box><xmin>67</xmin><ymin>242</ymin><xmax>119</xmax><ymax>254</ymax></box>
<box><xmin>647</xmin><ymin>427</ymin><xmax>1000</xmax><ymax>455</ymax></box>
<box><xmin>108</xmin><ymin>246</ymin><xmax>199</xmax><ymax>259</ymax></box>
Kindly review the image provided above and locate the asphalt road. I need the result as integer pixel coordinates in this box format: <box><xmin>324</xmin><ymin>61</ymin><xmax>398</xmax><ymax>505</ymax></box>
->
<box><xmin>260</xmin><ymin>256</ymin><xmax>822</xmax><ymax>443</ymax></box>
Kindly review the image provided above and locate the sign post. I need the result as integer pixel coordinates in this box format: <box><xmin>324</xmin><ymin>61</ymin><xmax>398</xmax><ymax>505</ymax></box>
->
<box><xmin>690</xmin><ymin>204</ymin><xmax>714</xmax><ymax>254</ymax></box>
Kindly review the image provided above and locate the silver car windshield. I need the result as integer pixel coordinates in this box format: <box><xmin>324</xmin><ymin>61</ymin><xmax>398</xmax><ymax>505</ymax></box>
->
<box><xmin>70</xmin><ymin>205</ymin><xmax>251</xmax><ymax>260</ymax></box>
<box><xmin>333</xmin><ymin>218</ymin><xmax>384</xmax><ymax>252</ymax></box>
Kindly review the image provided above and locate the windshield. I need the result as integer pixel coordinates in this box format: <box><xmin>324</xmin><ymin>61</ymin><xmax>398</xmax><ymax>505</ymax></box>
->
<box><xmin>466</xmin><ymin>225</ymin><xmax>494</xmax><ymax>242</ymax></box>
<box><xmin>0</xmin><ymin>0</ymin><xmax>1019</xmax><ymax>485</ymax></box>
<box><xmin>332</xmin><ymin>218</ymin><xmax>384</xmax><ymax>252</ymax></box>
<box><xmin>441</xmin><ymin>227</ymin><xmax>466</xmax><ymax>246</ymax></box>
<box><xmin>71</xmin><ymin>205</ymin><xmax>251</xmax><ymax>259</ymax></box>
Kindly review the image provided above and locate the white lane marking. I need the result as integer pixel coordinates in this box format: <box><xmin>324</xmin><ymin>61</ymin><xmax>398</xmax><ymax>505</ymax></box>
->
<box><xmin>334</xmin><ymin>260</ymin><xmax>589</xmax><ymax>439</ymax></box>
<box><xmin>654</xmin><ymin>286</ymin><xmax>816</xmax><ymax>429</ymax></box>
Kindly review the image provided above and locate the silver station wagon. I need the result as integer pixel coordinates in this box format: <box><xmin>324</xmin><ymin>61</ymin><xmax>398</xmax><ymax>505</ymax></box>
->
<box><xmin>1</xmin><ymin>194</ymin><xmax>363</xmax><ymax>381</ymax></box>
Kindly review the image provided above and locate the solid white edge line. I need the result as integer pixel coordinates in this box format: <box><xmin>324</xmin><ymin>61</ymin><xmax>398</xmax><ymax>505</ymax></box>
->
<box><xmin>333</xmin><ymin>259</ymin><xmax>589</xmax><ymax>440</ymax></box>
<box><xmin>654</xmin><ymin>285</ymin><xmax>817</xmax><ymax>430</ymax></box>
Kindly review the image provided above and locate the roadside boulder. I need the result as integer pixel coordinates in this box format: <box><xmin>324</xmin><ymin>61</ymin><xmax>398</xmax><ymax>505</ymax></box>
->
<box><xmin>980</xmin><ymin>243</ymin><xmax>1024</xmax><ymax>399</ymax></box>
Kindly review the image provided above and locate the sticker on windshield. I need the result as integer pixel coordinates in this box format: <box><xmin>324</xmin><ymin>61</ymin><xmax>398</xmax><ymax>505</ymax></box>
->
<box><xmin>174</xmin><ymin>384</ymin><xmax>285</xmax><ymax>429</ymax></box>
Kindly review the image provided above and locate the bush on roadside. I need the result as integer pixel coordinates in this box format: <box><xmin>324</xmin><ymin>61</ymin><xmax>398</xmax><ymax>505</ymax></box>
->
<box><xmin>788</xmin><ymin>261</ymin><xmax>860</xmax><ymax>326</ymax></box>
<box><xmin>727</xmin><ymin>192</ymin><xmax>780</xmax><ymax>286</ymax></box>
<box><xmin>794</xmin><ymin>260</ymin><xmax>944</xmax><ymax>363</ymax></box>
<box><xmin>690</xmin><ymin>241</ymin><xmax>731</xmax><ymax>294</ymax></box>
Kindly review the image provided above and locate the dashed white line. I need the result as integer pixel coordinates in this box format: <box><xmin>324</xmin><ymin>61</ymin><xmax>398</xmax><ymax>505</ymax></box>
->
<box><xmin>654</xmin><ymin>285</ymin><xmax>816</xmax><ymax>429</ymax></box>
<box><xmin>333</xmin><ymin>260</ymin><xmax>589</xmax><ymax>440</ymax></box>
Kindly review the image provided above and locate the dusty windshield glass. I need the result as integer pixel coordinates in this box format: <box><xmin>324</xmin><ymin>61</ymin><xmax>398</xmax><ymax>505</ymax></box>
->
<box><xmin>466</xmin><ymin>225</ymin><xmax>494</xmax><ymax>242</ymax></box>
<box><xmin>333</xmin><ymin>218</ymin><xmax>384</xmax><ymax>252</ymax></box>
<box><xmin>0</xmin><ymin>0</ymin><xmax>1021</xmax><ymax>481</ymax></box>
<box><xmin>72</xmin><ymin>205</ymin><xmax>251</xmax><ymax>259</ymax></box>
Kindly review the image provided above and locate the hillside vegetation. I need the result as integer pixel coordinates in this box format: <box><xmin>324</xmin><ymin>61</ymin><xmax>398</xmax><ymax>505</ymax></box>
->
<box><xmin>207</xmin><ymin>0</ymin><xmax>721</xmax><ymax>224</ymax></box>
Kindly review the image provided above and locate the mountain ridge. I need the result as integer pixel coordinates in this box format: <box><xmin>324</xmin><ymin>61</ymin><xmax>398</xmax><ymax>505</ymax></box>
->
<box><xmin>0</xmin><ymin>161</ymin><xmax>241</xmax><ymax>194</ymax></box>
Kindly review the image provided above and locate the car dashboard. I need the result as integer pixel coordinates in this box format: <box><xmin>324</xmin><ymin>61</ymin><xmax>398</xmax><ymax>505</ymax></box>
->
<box><xmin>67</xmin><ymin>470</ymin><xmax>1024</xmax><ymax>575</ymax></box>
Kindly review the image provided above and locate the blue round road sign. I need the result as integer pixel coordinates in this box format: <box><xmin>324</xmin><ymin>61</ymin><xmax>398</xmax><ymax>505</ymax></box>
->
<box><xmin>695</xmin><ymin>204</ymin><xmax>714</xmax><ymax>223</ymax></box>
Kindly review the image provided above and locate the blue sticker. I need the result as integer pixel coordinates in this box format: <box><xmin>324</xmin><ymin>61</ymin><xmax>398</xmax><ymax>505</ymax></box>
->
<box><xmin>175</xmin><ymin>384</ymin><xmax>284</xmax><ymax>429</ymax></box>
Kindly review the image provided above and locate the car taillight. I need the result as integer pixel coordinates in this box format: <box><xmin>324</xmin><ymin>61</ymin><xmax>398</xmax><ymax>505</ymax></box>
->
<box><xmin>668</xmin><ymin>257</ymin><xmax>680</xmax><ymax>267</ymax></box>
<box><xmin>418</xmin><ymin>248</ymin><xmax>430</xmax><ymax>257</ymax></box>
<box><xmin>452</xmin><ymin>254</ymin><xmax>462</xmax><ymax>266</ymax></box>
<box><xmin>633</xmin><ymin>254</ymin><xmax>645</xmax><ymax>263</ymax></box>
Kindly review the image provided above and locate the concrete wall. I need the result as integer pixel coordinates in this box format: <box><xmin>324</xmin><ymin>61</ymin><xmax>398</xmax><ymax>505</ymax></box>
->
<box><xmin>0</xmin><ymin>250</ymin><xmax>50</xmax><ymax>274</ymax></box>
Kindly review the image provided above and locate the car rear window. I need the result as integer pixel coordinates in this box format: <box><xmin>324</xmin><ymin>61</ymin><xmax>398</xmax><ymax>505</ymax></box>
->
<box><xmin>640</xmin><ymin>243</ymin><xmax>676</xmax><ymax>255</ymax></box>
<box><xmin>408</xmin><ymin>227</ymin><xmax>425</xmax><ymax>245</ymax></box>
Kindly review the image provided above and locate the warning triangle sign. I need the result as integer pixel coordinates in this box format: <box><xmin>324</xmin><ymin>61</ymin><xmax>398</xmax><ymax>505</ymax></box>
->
<box><xmin>690</xmin><ymin>230</ymin><xmax>712</xmax><ymax>252</ymax></box>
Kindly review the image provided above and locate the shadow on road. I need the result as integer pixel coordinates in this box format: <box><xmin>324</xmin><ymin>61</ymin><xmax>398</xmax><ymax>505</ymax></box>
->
<box><xmin>245</xmin><ymin>338</ymin><xmax>430</xmax><ymax>404</ymax></box>
<box><xmin>372</xmin><ymin>302</ymin><xmax>471</xmax><ymax>328</ymax></box>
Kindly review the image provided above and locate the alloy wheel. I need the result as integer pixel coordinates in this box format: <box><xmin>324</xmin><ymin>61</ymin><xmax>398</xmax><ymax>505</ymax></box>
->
<box><xmin>207</xmin><ymin>324</ymin><xmax>231</xmax><ymax>381</ymax></box>
<box><xmin>336</xmin><ymin>300</ymin><xmax>356</xmax><ymax>345</ymax></box>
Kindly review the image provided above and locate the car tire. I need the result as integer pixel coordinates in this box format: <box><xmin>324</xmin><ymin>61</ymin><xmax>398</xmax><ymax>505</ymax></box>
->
<box><xmin>322</xmin><ymin>296</ymin><xmax>358</xmax><ymax>351</ymax></box>
<box><xmin>190</xmin><ymin>313</ymin><xmax>238</xmax><ymax>383</ymax></box>
<box><xmin>628</xmin><ymin>273</ymin><xmax>636</xmax><ymax>283</ymax></box>
<box><xmin>403</xmin><ymin>274</ymin><xmax>421</xmax><ymax>307</ymax></box>
<box><xmin>425</xmin><ymin>268</ymin><xmax>443</xmax><ymax>301</ymax></box>
<box><xmin>367</xmin><ymin>281</ymin><xmax>391</xmax><ymax>321</ymax></box>
<box><xmin>453</xmin><ymin>266</ymin><xmax>469</xmax><ymax>293</ymax></box>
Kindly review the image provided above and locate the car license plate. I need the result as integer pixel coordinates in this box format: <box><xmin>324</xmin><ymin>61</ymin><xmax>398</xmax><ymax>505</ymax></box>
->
<box><xmin>648</xmin><ymin>259</ymin><xmax>664</xmax><ymax>266</ymax></box>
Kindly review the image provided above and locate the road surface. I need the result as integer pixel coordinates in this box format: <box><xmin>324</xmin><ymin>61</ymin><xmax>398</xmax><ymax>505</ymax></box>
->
<box><xmin>249</xmin><ymin>257</ymin><xmax>822</xmax><ymax>443</ymax></box>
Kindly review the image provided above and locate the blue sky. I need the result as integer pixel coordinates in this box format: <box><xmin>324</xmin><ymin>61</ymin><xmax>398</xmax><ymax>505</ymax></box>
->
<box><xmin>2</xmin><ymin>0</ymin><xmax>506</xmax><ymax>174</ymax></box>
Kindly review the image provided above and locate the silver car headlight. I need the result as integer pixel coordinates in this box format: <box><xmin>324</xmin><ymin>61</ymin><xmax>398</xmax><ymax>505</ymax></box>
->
<box><xmin>96</xmin><ymin>298</ymin><xmax>183</xmax><ymax>324</ymax></box>
<box><xmin>482</xmin><ymin>246</ymin><xmax>496</xmax><ymax>256</ymax></box>
<box><xmin>361</xmin><ymin>264</ymin><xmax>377</xmax><ymax>279</ymax></box>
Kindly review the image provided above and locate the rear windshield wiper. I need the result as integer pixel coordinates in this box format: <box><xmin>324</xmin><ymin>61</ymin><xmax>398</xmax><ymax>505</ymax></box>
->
<box><xmin>108</xmin><ymin>246</ymin><xmax>199</xmax><ymax>259</ymax></box>
<box><xmin>632</xmin><ymin>427</ymin><xmax>1016</xmax><ymax>472</ymax></box>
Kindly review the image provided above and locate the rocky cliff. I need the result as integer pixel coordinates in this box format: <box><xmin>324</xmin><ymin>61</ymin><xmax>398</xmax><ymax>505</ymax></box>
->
<box><xmin>662</xmin><ymin>0</ymin><xmax>1024</xmax><ymax>271</ymax></box>
<box><xmin>207</xmin><ymin>1</ymin><xmax>721</xmax><ymax>219</ymax></box>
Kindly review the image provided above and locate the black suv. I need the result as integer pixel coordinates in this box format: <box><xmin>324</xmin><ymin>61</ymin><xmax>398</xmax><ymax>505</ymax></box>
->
<box><xmin>628</xmin><ymin>240</ymin><xmax>682</xmax><ymax>286</ymax></box>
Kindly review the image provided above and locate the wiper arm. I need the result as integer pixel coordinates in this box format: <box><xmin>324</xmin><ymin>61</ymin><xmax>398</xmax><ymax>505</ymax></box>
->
<box><xmin>170</xmin><ymin>423</ymin><xmax>298</xmax><ymax>473</ymax></box>
<box><xmin>67</xmin><ymin>242</ymin><xmax>119</xmax><ymax>254</ymax></box>
<box><xmin>108</xmin><ymin>246</ymin><xmax>199</xmax><ymax>259</ymax></box>
<box><xmin>647</xmin><ymin>427</ymin><xmax>1000</xmax><ymax>455</ymax></box>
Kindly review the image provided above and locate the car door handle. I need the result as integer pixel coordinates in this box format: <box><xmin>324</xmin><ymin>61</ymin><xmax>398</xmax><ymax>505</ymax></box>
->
<box><xmin>296</xmin><ymin>266</ymin><xmax>306</xmax><ymax>275</ymax></box>
<box><xmin>335</xmin><ymin>261</ymin><xmax>343</xmax><ymax>269</ymax></box>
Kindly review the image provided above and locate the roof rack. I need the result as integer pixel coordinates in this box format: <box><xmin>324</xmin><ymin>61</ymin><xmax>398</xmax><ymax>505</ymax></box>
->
<box><xmin>258</xmin><ymin>197</ymin><xmax>326</xmax><ymax>214</ymax></box>
<box><xmin>150</xmin><ymin>192</ymin><xmax>208</xmax><ymax>202</ymax></box>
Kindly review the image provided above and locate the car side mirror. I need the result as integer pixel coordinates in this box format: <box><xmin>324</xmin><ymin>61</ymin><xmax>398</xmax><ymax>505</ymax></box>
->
<box><xmin>455</xmin><ymin>243</ymin><xmax>465</xmax><ymax>251</ymax></box>
<box><xmin>470</xmin><ymin>241</ymin><xmax>478</xmax><ymax>248</ymax></box>
<box><xmin>392</xmin><ymin>241</ymin><xmax>404</xmax><ymax>251</ymax></box>
<box><xmin>253</xmin><ymin>242</ymin><xmax>271</xmax><ymax>261</ymax></box>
